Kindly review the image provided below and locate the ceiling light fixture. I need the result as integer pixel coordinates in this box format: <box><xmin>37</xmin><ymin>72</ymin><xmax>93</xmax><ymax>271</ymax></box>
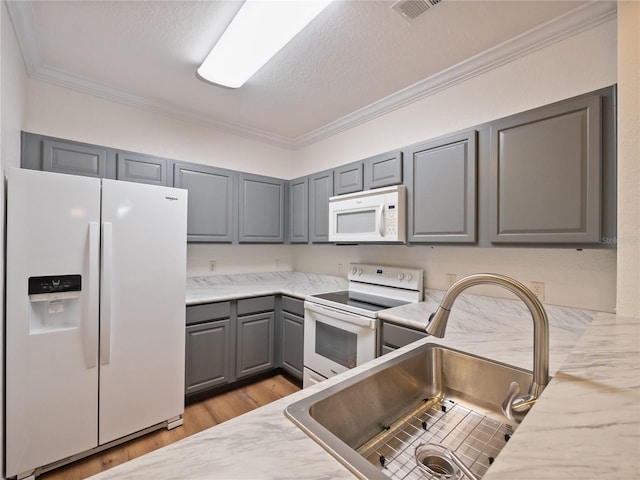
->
<box><xmin>197</xmin><ymin>0</ymin><xmax>333</xmax><ymax>89</ymax></box>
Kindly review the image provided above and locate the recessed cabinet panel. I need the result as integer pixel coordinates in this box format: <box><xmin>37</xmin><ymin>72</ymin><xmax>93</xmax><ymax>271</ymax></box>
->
<box><xmin>185</xmin><ymin>320</ymin><xmax>232</xmax><ymax>394</ymax></box>
<box><xmin>309</xmin><ymin>170</ymin><xmax>334</xmax><ymax>243</ymax></box>
<box><xmin>490</xmin><ymin>95</ymin><xmax>601</xmax><ymax>243</ymax></box>
<box><xmin>43</xmin><ymin>139</ymin><xmax>107</xmax><ymax>178</ymax></box>
<box><xmin>282</xmin><ymin>312</ymin><xmax>304</xmax><ymax>379</ymax></box>
<box><xmin>334</xmin><ymin>162</ymin><xmax>363</xmax><ymax>195</ymax></box>
<box><xmin>174</xmin><ymin>164</ymin><xmax>235</xmax><ymax>243</ymax></box>
<box><xmin>116</xmin><ymin>152</ymin><xmax>168</xmax><ymax>186</ymax></box>
<box><xmin>364</xmin><ymin>150</ymin><xmax>402</xmax><ymax>189</ymax></box>
<box><xmin>236</xmin><ymin>312</ymin><xmax>275</xmax><ymax>379</ymax></box>
<box><xmin>239</xmin><ymin>174</ymin><xmax>285</xmax><ymax>243</ymax></box>
<box><xmin>405</xmin><ymin>131</ymin><xmax>477</xmax><ymax>243</ymax></box>
<box><xmin>288</xmin><ymin>177</ymin><xmax>309</xmax><ymax>243</ymax></box>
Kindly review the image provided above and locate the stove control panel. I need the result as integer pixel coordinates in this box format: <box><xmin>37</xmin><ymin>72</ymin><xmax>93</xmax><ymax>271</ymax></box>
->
<box><xmin>348</xmin><ymin>263</ymin><xmax>423</xmax><ymax>292</ymax></box>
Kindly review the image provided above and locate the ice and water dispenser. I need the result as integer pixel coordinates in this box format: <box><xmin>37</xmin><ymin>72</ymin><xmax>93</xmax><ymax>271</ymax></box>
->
<box><xmin>28</xmin><ymin>274</ymin><xmax>82</xmax><ymax>333</ymax></box>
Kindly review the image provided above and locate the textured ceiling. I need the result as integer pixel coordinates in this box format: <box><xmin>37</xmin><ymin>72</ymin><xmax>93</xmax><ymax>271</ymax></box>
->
<box><xmin>10</xmin><ymin>0</ymin><xmax>607</xmax><ymax>147</ymax></box>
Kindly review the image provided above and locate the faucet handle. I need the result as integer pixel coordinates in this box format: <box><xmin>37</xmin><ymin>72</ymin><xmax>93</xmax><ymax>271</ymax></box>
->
<box><xmin>502</xmin><ymin>381</ymin><xmax>537</xmax><ymax>423</ymax></box>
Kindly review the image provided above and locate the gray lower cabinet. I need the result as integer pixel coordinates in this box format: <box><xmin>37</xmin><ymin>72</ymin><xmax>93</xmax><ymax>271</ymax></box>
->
<box><xmin>380</xmin><ymin>321</ymin><xmax>428</xmax><ymax>355</ymax></box>
<box><xmin>116</xmin><ymin>152</ymin><xmax>170</xmax><ymax>186</ymax></box>
<box><xmin>238</xmin><ymin>173</ymin><xmax>285</xmax><ymax>243</ymax></box>
<box><xmin>185</xmin><ymin>302</ymin><xmax>234</xmax><ymax>395</ymax></box>
<box><xmin>288</xmin><ymin>177</ymin><xmax>309</xmax><ymax>243</ymax></box>
<box><xmin>333</xmin><ymin>162</ymin><xmax>363</xmax><ymax>195</ymax></box>
<box><xmin>185</xmin><ymin>320</ymin><xmax>233</xmax><ymax>394</ymax></box>
<box><xmin>404</xmin><ymin>130</ymin><xmax>477</xmax><ymax>243</ymax></box>
<box><xmin>236</xmin><ymin>312</ymin><xmax>275</xmax><ymax>379</ymax></box>
<box><xmin>174</xmin><ymin>163</ymin><xmax>236</xmax><ymax>243</ymax></box>
<box><xmin>489</xmin><ymin>94</ymin><xmax>602</xmax><ymax>244</ymax></box>
<box><xmin>309</xmin><ymin>170</ymin><xmax>334</xmax><ymax>243</ymax></box>
<box><xmin>364</xmin><ymin>150</ymin><xmax>402</xmax><ymax>190</ymax></box>
<box><xmin>280</xmin><ymin>296</ymin><xmax>304</xmax><ymax>380</ymax></box>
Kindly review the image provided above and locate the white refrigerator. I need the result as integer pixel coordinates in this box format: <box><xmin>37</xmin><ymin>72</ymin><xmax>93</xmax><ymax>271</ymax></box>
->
<box><xmin>5</xmin><ymin>168</ymin><xmax>188</xmax><ymax>479</ymax></box>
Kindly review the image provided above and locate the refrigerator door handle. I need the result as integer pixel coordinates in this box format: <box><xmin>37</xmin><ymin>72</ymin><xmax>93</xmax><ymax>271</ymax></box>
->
<box><xmin>100</xmin><ymin>221</ymin><xmax>113</xmax><ymax>365</ymax></box>
<box><xmin>83</xmin><ymin>221</ymin><xmax>100</xmax><ymax>369</ymax></box>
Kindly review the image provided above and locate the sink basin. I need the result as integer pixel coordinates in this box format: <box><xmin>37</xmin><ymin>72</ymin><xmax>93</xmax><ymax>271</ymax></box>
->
<box><xmin>285</xmin><ymin>343</ymin><xmax>538</xmax><ymax>480</ymax></box>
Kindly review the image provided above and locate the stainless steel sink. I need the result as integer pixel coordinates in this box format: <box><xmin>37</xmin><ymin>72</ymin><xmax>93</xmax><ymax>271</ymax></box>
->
<box><xmin>285</xmin><ymin>343</ymin><xmax>538</xmax><ymax>480</ymax></box>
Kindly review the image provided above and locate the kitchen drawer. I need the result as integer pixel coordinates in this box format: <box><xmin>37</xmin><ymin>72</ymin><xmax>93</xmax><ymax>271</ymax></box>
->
<box><xmin>382</xmin><ymin>321</ymin><xmax>428</xmax><ymax>349</ymax></box>
<box><xmin>237</xmin><ymin>296</ymin><xmax>276</xmax><ymax>316</ymax></box>
<box><xmin>186</xmin><ymin>302</ymin><xmax>231</xmax><ymax>325</ymax></box>
<box><xmin>281</xmin><ymin>296</ymin><xmax>304</xmax><ymax>317</ymax></box>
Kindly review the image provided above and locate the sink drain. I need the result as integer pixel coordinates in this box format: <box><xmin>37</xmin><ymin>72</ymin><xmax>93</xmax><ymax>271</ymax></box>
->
<box><xmin>415</xmin><ymin>444</ymin><xmax>461</xmax><ymax>479</ymax></box>
<box><xmin>415</xmin><ymin>443</ymin><xmax>480</xmax><ymax>480</ymax></box>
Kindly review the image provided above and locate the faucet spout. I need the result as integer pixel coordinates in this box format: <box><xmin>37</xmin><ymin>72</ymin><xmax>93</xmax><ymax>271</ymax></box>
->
<box><xmin>426</xmin><ymin>273</ymin><xmax>550</xmax><ymax>422</ymax></box>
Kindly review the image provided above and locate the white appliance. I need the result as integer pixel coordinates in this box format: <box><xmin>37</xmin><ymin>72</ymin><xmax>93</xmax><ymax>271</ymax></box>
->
<box><xmin>5</xmin><ymin>168</ymin><xmax>188</xmax><ymax>479</ymax></box>
<box><xmin>303</xmin><ymin>263</ymin><xmax>423</xmax><ymax>387</ymax></box>
<box><xmin>328</xmin><ymin>185</ymin><xmax>406</xmax><ymax>244</ymax></box>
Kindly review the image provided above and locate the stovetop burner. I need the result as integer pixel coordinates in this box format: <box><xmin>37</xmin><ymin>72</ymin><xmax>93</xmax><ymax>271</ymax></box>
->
<box><xmin>311</xmin><ymin>290</ymin><xmax>409</xmax><ymax>313</ymax></box>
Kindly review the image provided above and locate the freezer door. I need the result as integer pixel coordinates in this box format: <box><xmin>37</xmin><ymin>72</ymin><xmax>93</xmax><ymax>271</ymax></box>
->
<box><xmin>98</xmin><ymin>179</ymin><xmax>187</xmax><ymax>444</ymax></box>
<box><xmin>5</xmin><ymin>168</ymin><xmax>101</xmax><ymax>477</ymax></box>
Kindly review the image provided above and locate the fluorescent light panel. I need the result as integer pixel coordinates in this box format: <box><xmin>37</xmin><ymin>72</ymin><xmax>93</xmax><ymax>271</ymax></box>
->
<box><xmin>198</xmin><ymin>0</ymin><xmax>333</xmax><ymax>88</ymax></box>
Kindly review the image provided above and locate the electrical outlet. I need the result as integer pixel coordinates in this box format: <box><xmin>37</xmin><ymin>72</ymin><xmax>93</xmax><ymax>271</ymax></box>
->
<box><xmin>530</xmin><ymin>282</ymin><xmax>545</xmax><ymax>302</ymax></box>
<box><xmin>446</xmin><ymin>274</ymin><xmax>457</xmax><ymax>288</ymax></box>
<box><xmin>209</xmin><ymin>260</ymin><xmax>216</xmax><ymax>272</ymax></box>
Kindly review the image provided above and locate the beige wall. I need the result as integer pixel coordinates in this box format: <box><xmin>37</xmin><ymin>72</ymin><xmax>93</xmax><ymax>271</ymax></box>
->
<box><xmin>615</xmin><ymin>2</ymin><xmax>640</xmax><ymax>317</ymax></box>
<box><xmin>1</xmin><ymin>1</ymin><xmax>29</xmax><ymax>477</ymax></box>
<box><xmin>12</xmin><ymin>13</ymin><xmax>622</xmax><ymax>312</ymax></box>
<box><xmin>293</xmin><ymin>19</ymin><xmax>618</xmax><ymax>312</ymax></box>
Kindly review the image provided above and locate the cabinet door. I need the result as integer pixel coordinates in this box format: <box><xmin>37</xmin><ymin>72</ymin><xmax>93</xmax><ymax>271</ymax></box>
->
<box><xmin>238</xmin><ymin>173</ymin><xmax>285</xmax><ymax>243</ymax></box>
<box><xmin>42</xmin><ymin>139</ymin><xmax>108</xmax><ymax>178</ymax></box>
<box><xmin>405</xmin><ymin>130</ymin><xmax>477</xmax><ymax>243</ymax></box>
<box><xmin>174</xmin><ymin>163</ymin><xmax>236</xmax><ymax>243</ymax></box>
<box><xmin>333</xmin><ymin>162</ymin><xmax>363</xmax><ymax>195</ymax></box>
<box><xmin>308</xmin><ymin>170</ymin><xmax>334</xmax><ymax>243</ymax></box>
<box><xmin>288</xmin><ymin>177</ymin><xmax>309</xmax><ymax>243</ymax></box>
<box><xmin>185</xmin><ymin>319</ymin><xmax>232</xmax><ymax>395</ymax></box>
<box><xmin>236</xmin><ymin>312</ymin><xmax>275</xmax><ymax>379</ymax></box>
<box><xmin>489</xmin><ymin>95</ymin><xmax>602</xmax><ymax>243</ymax></box>
<box><xmin>364</xmin><ymin>150</ymin><xmax>402</xmax><ymax>189</ymax></box>
<box><xmin>281</xmin><ymin>312</ymin><xmax>304</xmax><ymax>380</ymax></box>
<box><xmin>116</xmin><ymin>152</ymin><xmax>169</xmax><ymax>186</ymax></box>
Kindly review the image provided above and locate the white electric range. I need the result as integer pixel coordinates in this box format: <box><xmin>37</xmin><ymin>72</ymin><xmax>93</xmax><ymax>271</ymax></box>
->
<box><xmin>303</xmin><ymin>263</ymin><xmax>423</xmax><ymax>387</ymax></box>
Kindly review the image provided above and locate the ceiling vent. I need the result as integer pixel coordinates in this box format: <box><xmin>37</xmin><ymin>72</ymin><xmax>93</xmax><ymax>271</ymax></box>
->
<box><xmin>392</xmin><ymin>0</ymin><xmax>441</xmax><ymax>22</ymax></box>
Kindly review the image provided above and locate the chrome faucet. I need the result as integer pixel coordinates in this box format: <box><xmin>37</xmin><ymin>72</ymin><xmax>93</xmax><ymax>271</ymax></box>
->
<box><xmin>426</xmin><ymin>273</ymin><xmax>550</xmax><ymax>423</ymax></box>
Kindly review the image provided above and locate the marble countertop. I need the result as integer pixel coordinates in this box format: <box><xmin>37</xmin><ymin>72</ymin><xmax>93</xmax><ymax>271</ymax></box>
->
<box><xmin>89</xmin><ymin>278</ymin><xmax>640</xmax><ymax>480</ymax></box>
<box><xmin>185</xmin><ymin>271</ymin><xmax>348</xmax><ymax>305</ymax></box>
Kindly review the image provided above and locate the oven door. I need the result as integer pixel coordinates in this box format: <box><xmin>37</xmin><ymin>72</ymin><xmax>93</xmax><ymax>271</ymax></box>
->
<box><xmin>303</xmin><ymin>301</ymin><xmax>377</xmax><ymax>385</ymax></box>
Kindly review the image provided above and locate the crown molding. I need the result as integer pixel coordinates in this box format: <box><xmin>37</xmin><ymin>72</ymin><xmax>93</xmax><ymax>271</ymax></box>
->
<box><xmin>292</xmin><ymin>0</ymin><xmax>617</xmax><ymax>148</ymax></box>
<box><xmin>6</xmin><ymin>0</ymin><xmax>616</xmax><ymax>151</ymax></box>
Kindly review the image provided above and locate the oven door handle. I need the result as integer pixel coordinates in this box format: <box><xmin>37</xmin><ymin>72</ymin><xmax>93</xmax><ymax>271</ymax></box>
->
<box><xmin>305</xmin><ymin>301</ymin><xmax>376</xmax><ymax>330</ymax></box>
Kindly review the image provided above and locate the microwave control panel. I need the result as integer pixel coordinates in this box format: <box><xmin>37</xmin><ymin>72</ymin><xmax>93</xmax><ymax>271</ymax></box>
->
<box><xmin>384</xmin><ymin>205</ymin><xmax>397</xmax><ymax>236</ymax></box>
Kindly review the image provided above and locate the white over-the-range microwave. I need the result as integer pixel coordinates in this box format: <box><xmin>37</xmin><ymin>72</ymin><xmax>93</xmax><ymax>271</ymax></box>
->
<box><xmin>328</xmin><ymin>185</ymin><xmax>406</xmax><ymax>243</ymax></box>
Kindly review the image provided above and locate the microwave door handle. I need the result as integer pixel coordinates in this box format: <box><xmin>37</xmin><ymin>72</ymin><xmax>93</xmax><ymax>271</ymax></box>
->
<box><xmin>377</xmin><ymin>205</ymin><xmax>385</xmax><ymax>236</ymax></box>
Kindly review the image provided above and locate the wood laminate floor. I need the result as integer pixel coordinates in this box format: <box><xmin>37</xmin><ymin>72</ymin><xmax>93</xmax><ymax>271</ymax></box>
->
<box><xmin>39</xmin><ymin>374</ymin><xmax>300</xmax><ymax>480</ymax></box>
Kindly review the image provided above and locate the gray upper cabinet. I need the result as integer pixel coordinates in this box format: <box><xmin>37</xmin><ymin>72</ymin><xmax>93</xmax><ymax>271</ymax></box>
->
<box><xmin>404</xmin><ymin>130</ymin><xmax>477</xmax><ymax>243</ymax></box>
<box><xmin>489</xmin><ymin>94</ymin><xmax>602</xmax><ymax>244</ymax></box>
<box><xmin>333</xmin><ymin>162</ymin><xmax>363</xmax><ymax>195</ymax></box>
<box><xmin>364</xmin><ymin>150</ymin><xmax>402</xmax><ymax>190</ymax></box>
<box><xmin>238</xmin><ymin>173</ymin><xmax>285</xmax><ymax>243</ymax></box>
<box><xmin>116</xmin><ymin>152</ymin><xmax>169</xmax><ymax>186</ymax></box>
<box><xmin>174</xmin><ymin>163</ymin><xmax>236</xmax><ymax>243</ymax></box>
<box><xmin>42</xmin><ymin>138</ymin><xmax>108</xmax><ymax>178</ymax></box>
<box><xmin>288</xmin><ymin>176</ymin><xmax>309</xmax><ymax>244</ymax></box>
<box><xmin>309</xmin><ymin>170</ymin><xmax>334</xmax><ymax>243</ymax></box>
